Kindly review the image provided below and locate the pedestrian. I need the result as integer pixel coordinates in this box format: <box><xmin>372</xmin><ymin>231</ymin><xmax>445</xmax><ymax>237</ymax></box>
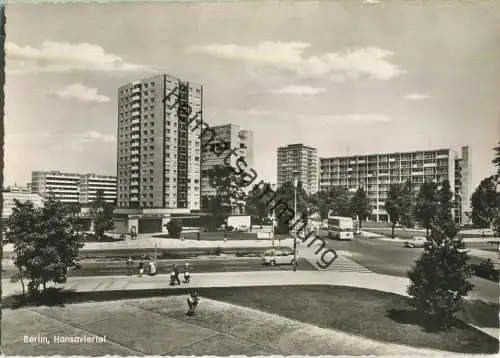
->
<box><xmin>186</xmin><ymin>292</ymin><xmax>199</xmax><ymax>316</ymax></box>
<box><xmin>126</xmin><ymin>257</ymin><xmax>133</xmax><ymax>276</ymax></box>
<box><xmin>183</xmin><ymin>262</ymin><xmax>191</xmax><ymax>283</ymax></box>
<box><xmin>138</xmin><ymin>259</ymin><xmax>145</xmax><ymax>277</ymax></box>
<box><xmin>173</xmin><ymin>264</ymin><xmax>181</xmax><ymax>285</ymax></box>
<box><xmin>149</xmin><ymin>259</ymin><xmax>157</xmax><ymax>276</ymax></box>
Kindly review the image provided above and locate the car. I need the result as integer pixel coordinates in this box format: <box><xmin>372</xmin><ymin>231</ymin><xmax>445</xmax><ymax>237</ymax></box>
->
<box><xmin>236</xmin><ymin>225</ymin><xmax>249</xmax><ymax>232</ymax></box>
<box><xmin>261</xmin><ymin>249</ymin><xmax>297</xmax><ymax>266</ymax></box>
<box><xmin>404</xmin><ymin>236</ymin><xmax>427</xmax><ymax>248</ymax></box>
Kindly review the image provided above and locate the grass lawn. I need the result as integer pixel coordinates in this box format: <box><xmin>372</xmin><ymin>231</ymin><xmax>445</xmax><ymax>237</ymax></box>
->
<box><xmin>193</xmin><ymin>285</ymin><xmax>499</xmax><ymax>354</ymax></box>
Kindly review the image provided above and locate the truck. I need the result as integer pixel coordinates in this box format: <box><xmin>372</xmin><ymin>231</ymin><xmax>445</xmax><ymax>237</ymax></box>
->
<box><xmin>226</xmin><ymin>215</ymin><xmax>251</xmax><ymax>232</ymax></box>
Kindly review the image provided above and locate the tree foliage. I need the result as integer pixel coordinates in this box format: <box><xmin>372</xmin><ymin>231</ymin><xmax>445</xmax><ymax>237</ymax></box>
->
<box><xmin>6</xmin><ymin>197</ymin><xmax>84</xmax><ymax>295</ymax></box>
<box><xmin>166</xmin><ymin>218</ymin><xmax>183</xmax><ymax>238</ymax></box>
<box><xmin>407</xmin><ymin>181</ymin><xmax>473</xmax><ymax>329</ymax></box>
<box><xmin>89</xmin><ymin>189</ymin><xmax>115</xmax><ymax>239</ymax></box>
<box><xmin>385</xmin><ymin>184</ymin><xmax>403</xmax><ymax>238</ymax></box>
<box><xmin>470</xmin><ymin>176</ymin><xmax>499</xmax><ymax>229</ymax></box>
<box><xmin>414</xmin><ymin>181</ymin><xmax>439</xmax><ymax>237</ymax></box>
<box><xmin>349</xmin><ymin>187</ymin><xmax>371</xmax><ymax>228</ymax></box>
<box><xmin>246</xmin><ymin>182</ymin><xmax>271</xmax><ymax>228</ymax></box>
<box><xmin>492</xmin><ymin>140</ymin><xmax>500</xmax><ymax>178</ymax></box>
<box><xmin>204</xmin><ymin>165</ymin><xmax>246</xmax><ymax>215</ymax></box>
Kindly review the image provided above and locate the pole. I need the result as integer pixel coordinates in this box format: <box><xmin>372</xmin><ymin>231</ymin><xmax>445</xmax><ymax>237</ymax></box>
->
<box><xmin>271</xmin><ymin>198</ymin><xmax>275</xmax><ymax>248</ymax></box>
<box><xmin>293</xmin><ymin>181</ymin><xmax>297</xmax><ymax>271</ymax></box>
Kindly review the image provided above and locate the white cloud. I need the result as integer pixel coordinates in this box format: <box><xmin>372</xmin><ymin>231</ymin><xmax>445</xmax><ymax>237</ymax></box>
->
<box><xmin>6</xmin><ymin>41</ymin><xmax>150</xmax><ymax>74</ymax></box>
<box><xmin>271</xmin><ymin>85</ymin><xmax>326</xmax><ymax>95</ymax></box>
<box><xmin>241</xmin><ymin>109</ymin><xmax>391</xmax><ymax>124</ymax></box>
<box><xmin>51</xmin><ymin>83</ymin><xmax>110</xmax><ymax>103</ymax></box>
<box><xmin>82</xmin><ymin>131</ymin><xmax>115</xmax><ymax>143</ymax></box>
<box><xmin>403</xmin><ymin>93</ymin><xmax>434</xmax><ymax>101</ymax></box>
<box><xmin>190</xmin><ymin>42</ymin><xmax>405</xmax><ymax>81</ymax></box>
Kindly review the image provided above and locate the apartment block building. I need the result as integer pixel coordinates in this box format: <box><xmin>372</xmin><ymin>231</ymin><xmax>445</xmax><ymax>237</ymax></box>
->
<box><xmin>201</xmin><ymin>124</ymin><xmax>254</xmax><ymax>198</ymax></box>
<box><xmin>115</xmin><ymin>74</ymin><xmax>204</xmax><ymax>233</ymax></box>
<box><xmin>319</xmin><ymin>146</ymin><xmax>471</xmax><ymax>223</ymax></box>
<box><xmin>277</xmin><ymin>144</ymin><xmax>319</xmax><ymax>194</ymax></box>
<box><xmin>117</xmin><ymin>74</ymin><xmax>202</xmax><ymax>210</ymax></box>
<box><xmin>30</xmin><ymin>171</ymin><xmax>117</xmax><ymax>204</ymax></box>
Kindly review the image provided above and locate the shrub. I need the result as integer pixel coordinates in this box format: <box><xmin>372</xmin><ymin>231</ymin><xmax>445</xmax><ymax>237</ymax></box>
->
<box><xmin>214</xmin><ymin>246</ymin><xmax>222</xmax><ymax>256</ymax></box>
<box><xmin>166</xmin><ymin>219</ymin><xmax>183</xmax><ymax>238</ymax></box>
<box><xmin>473</xmin><ymin>259</ymin><xmax>499</xmax><ymax>281</ymax></box>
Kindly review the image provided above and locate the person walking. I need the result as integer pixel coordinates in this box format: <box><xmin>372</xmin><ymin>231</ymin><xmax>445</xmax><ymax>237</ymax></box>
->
<box><xmin>173</xmin><ymin>264</ymin><xmax>181</xmax><ymax>285</ymax></box>
<box><xmin>126</xmin><ymin>257</ymin><xmax>133</xmax><ymax>276</ymax></box>
<box><xmin>183</xmin><ymin>262</ymin><xmax>191</xmax><ymax>283</ymax></box>
<box><xmin>138</xmin><ymin>259</ymin><xmax>145</xmax><ymax>277</ymax></box>
<box><xmin>149</xmin><ymin>259</ymin><xmax>157</xmax><ymax>276</ymax></box>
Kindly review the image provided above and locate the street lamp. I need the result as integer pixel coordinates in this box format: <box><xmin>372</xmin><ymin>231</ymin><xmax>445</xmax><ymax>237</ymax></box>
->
<box><xmin>293</xmin><ymin>172</ymin><xmax>299</xmax><ymax>271</ymax></box>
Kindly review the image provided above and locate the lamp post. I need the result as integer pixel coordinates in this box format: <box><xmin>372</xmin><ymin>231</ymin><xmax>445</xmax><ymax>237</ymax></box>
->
<box><xmin>293</xmin><ymin>172</ymin><xmax>299</xmax><ymax>271</ymax></box>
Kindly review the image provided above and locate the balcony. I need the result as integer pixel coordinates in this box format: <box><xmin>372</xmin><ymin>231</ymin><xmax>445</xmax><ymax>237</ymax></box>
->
<box><xmin>131</xmin><ymin>157</ymin><xmax>139</xmax><ymax>163</ymax></box>
<box><xmin>132</xmin><ymin>110</ymin><xmax>141</xmax><ymax>117</ymax></box>
<box><xmin>131</xmin><ymin>134</ymin><xmax>140</xmax><ymax>140</ymax></box>
<box><xmin>132</xmin><ymin>95</ymin><xmax>141</xmax><ymax>102</ymax></box>
<box><xmin>132</xmin><ymin>103</ymin><xmax>140</xmax><ymax>110</ymax></box>
<box><xmin>130</xmin><ymin>181</ymin><xmax>139</xmax><ymax>186</ymax></box>
<box><xmin>131</xmin><ymin>142</ymin><xmax>140</xmax><ymax>148</ymax></box>
<box><xmin>130</xmin><ymin>196</ymin><xmax>139</xmax><ymax>201</ymax></box>
<box><xmin>132</xmin><ymin>87</ymin><xmax>140</xmax><ymax>94</ymax></box>
<box><xmin>131</xmin><ymin>165</ymin><xmax>139</xmax><ymax>171</ymax></box>
<box><xmin>131</xmin><ymin>150</ymin><xmax>139</xmax><ymax>155</ymax></box>
<box><xmin>131</xmin><ymin>173</ymin><xmax>139</xmax><ymax>178</ymax></box>
<box><xmin>131</xmin><ymin>189</ymin><xmax>139</xmax><ymax>194</ymax></box>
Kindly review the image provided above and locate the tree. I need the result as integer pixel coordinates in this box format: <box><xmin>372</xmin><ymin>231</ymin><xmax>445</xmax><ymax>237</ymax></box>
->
<box><xmin>89</xmin><ymin>190</ymin><xmax>115</xmax><ymax>239</ymax></box>
<box><xmin>166</xmin><ymin>219</ymin><xmax>183</xmax><ymax>238</ymax></box>
<box><xmin>385</xmin><ymin>184</ymin><xmax>403</xmax><ymax>238</ymax></box>
<box><xmin>414</xmin><ymin>181</ymin><xmax>439</xmax><ymax>237</ymax></box>
<box><xmin>492</xmin><ymin>140</ymin><xmax>500</xmax><ymax>178</ymax></box>
<box><xmin>398</xmin><ymin>180</ymin><xmax>414</xmax><ymax>228</ymax></box>
<box><xmin>204</xmin><ymin>165</ymin><xmax>246</xmax><ymax>215</ymax></box>
<box><xmin>6</xmin><ymin>197</ymin><xmax>84</xmax><ymax>295</ymax></box>
<box><xmin>246</xmin><ymin>183</ymin><xmax>271</xmax><ymax>228</ymax></box>
<box><xmin>311</xmin><ymin>187</ymin><xmax>351</xmax><ymax>219</ymax></box>
<box><xmin>407</xmin><ymin>181</ymin><xmax>473</xmax><ymax>328</ymax></box>
<box><xmin>470</xmin><ymin>176</ymin><xmax>499</xmax><ymax>229</ymax></box>
<box><xmin>350</xmin><ymin>188</ymin><xmax>371</xmax><ymax>228</ymax></box>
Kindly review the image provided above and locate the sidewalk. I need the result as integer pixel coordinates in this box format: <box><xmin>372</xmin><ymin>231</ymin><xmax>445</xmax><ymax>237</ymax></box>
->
<box><xmin>3</xmin><ymin>269</ymin><xmax>498</xmax><ymax>340</ymax></box>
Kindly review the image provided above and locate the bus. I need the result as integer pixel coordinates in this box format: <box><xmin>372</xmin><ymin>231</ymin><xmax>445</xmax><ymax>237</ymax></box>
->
<box><xmin>328</xmin><ymin>216</ymin><xmax>354</xmax><ymax>240</ymax></box>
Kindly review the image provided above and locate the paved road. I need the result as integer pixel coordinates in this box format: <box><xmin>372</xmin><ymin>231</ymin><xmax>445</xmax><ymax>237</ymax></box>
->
<box><xmin>317</xmin><ymin>230</ymin><xmax>500</xmax><ymax>303</ymax></box>
<box><xmin>1</xmin><ymin>257</ymin><xmax>316</xmax><ymax>278</ymax></box>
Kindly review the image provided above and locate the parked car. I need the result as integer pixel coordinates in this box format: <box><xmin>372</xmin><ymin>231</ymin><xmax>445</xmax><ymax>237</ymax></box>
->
<box><xmin>261</xmin><ymin>249</ymin><xmax>297</xmax><ymax>266</ymax></box>
<box><xmin>236</xmin><ymin>225</ymin><xmax>249</xmax><ymax>232</ymax></box>
<box><xmin>404</xmin><ymin>236</ymin><xmax>427</xmax><ymax>248</ymax></box>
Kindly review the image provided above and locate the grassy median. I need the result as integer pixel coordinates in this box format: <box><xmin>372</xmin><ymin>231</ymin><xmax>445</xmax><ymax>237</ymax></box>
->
<box><xmin>196</xmin><ymin>285</ymin><xmax>499</xmax><ymax>354</ymax></box>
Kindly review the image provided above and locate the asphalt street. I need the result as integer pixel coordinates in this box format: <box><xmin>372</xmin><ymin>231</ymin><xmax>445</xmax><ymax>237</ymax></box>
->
<box><xmin>1</xmin><ymin>257</ymin><xmax>315</xmax><ymax>277</ymax></box>
<box><xmin>317</xmin><ymin>229</ymin><xmax>500</xmax><ymax>303</ymax></box>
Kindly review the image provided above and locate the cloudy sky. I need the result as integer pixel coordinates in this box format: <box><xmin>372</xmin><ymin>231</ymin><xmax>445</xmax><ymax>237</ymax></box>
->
<box><xmin>4</xmin><ymin>0</ymin><xmax>500</xmax><ymax>192</ymax></box>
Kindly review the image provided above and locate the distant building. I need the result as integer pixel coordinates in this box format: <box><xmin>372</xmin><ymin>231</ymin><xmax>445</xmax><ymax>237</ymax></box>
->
<box><xmin>319</xmin><ymin>146</ymin><xmax>471</xmax><ymax>224</ymax></box>
<box><xmin>30</xmin><ymin>170</ymin><xmax>116</xmax><ymax>204</ymax></box>
<box><xmin>277</xmin><ymin>144</ymin><xmax>319</xmax><ymax>194</ymax></box>
<box><xmin>2</xmin><ymin>192</ymin><xmax>44</xmax><ymax>219</ymax></box>
<box><xmin>201</xmin><ymin>124</ymin><xmax>254</xmax><ymax>214</ymax></box>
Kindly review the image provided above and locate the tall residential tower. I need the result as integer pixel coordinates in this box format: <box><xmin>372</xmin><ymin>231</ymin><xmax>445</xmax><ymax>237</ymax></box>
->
<box><xmin>116</xmin><ymin>74</ymin><xmax>202</xmax><ymax>210</ymax></box>
<box><xmin>277</xmin><ymin>144</ymin><xmax>319</xmax><ymax>194</ymax></box>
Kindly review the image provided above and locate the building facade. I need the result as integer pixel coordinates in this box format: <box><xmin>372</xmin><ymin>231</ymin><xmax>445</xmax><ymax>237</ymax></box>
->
<box><xmin>320</xmin><ymin>146</ymin><xmax>471</xmax><ymax>223</ymax></box>
<box><xmin>117</xmin><ymin>74</ymin><xmax>202</xmax><ymax>211</ymax></box>
<box><xmin>30</xmin><ymin>171</ymin><xmax>117</xmax><ymax>204</ymax></box>
<box><xmin>277</xmin><ymin>144</ymin><xmax>319</xmax><ymax>194</ymax></box>
<box><xmin>201</xmin><ymin>124</ymin><xmax>254</xmax><ymax>198</ymax></box>
<box><xmin>2</xmin><ymin>192</ymin><xmax>44</xmax><ymax>219</ymax></box>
